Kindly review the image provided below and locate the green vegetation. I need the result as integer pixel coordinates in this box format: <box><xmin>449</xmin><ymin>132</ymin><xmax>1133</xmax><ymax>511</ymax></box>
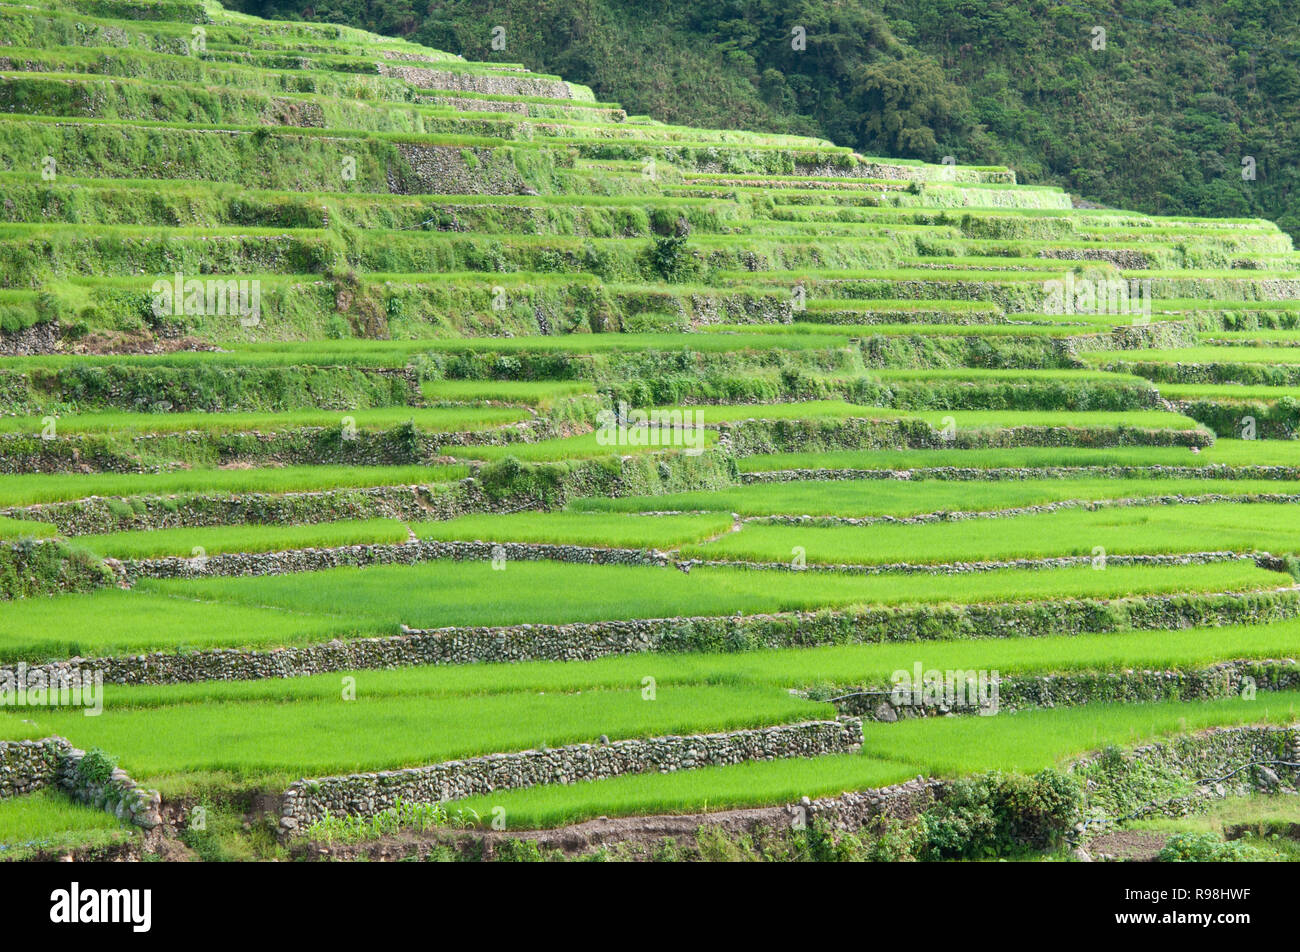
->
<box><xmin>0</xmin><ymin>516</ymin><xmax>58</xmax><ymax>540</ymax></box>
<box><xmin>76</xmin><ymin>517</ymin><xmax>412</xmax><ymax>559</ymax></box>
<box><xmin>684</xmin><ymin>502</ymin><xmax>1300</xmax><ymax>565</ymax></box>
<box><xmin>444</xmin><ymin>431</ymin><xmax>718</xmax><ymax>461</ymax></box>
<box><xmin>421</xmin><ymin>379</ymin><xmax>595</xmax><ymax>405</ymax></box>
<box><xmin>48</xmin><ymin>617</ymin><xmax>1300</xmax><ymax>709</ymax></box>
<box><xmin>0</xmin><ymin>407</ymin><xmax>529</xmax><ymax>435</ymax></box>
<box><xmin>656</xmin><ymin>404</ymin><xmax>1204</xmax><ymax>431</ymax></box>
<box><xmin>1162</xmin><ymin>384</ymin><xmax>1300</xmax><ymax>402</ymax></box>
<box><xmin>411</xmin><ymin>511</ymin><xmax>732</xmax><ymax>549</ymax></box>
<box><xmin>233</xmin><ymin>1</ymin><xmax>1300</xmax><ymax>241</ymax></box>
<box><xmin>444</xmin><ymin>693</ymin><xmax>1300</xmax><ymax>829</ymax></box>
<box><xmin>858</xmin><ymin>693</ymin><xmax>1300</xmax><ymax>776</ymax></box>
<box><xmin>2</xmin><ymin>682</ymin><xmax>831</xmax><ymax>788</ymax></box>
<box><xmin>1</xmin><ymin>0</ymin><xmax>1298</xmax><ymax>858</ymax></box>
<box><xmin>0</xmin><ymin>589</ymin><xmax>365</xmax><ymax>662</ymax></box>
<box><xmin>738</xmin><ymin>440</ymin><xmax>1300</xmax><ymax>473</ymax></box>
<box><xmin>0</xmin><ymin>790</ymin><xmax>132</xmax><ymax>860</ymax></box>
<box><xmin>140</xmin><ymin>559</ymin><xmax>1287</xmax><ymax>633</ymax></box>
<box><xmin>0</xmin><ymin>465</ymin><xmax>468</xmax><ymax>508</ymax></box>
<box><xmin>1084</xmin><ymin>347</ymin><xmax>1300</xmax><ymax>367</ymax></box>
<box><xmin>572</xmin><ymin>478</ymin><xmax>1300</xmax><ymax>518</ymax></box>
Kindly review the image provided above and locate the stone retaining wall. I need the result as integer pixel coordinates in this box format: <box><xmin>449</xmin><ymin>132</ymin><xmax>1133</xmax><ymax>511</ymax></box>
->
<box><xmin>118</xmin><ymin>539</ymin><xmax>669</xmax><ymax>580</ymax></box>
<box><xmin>795</xmin><ymin>726</ymin><xmax>1300</xmax><ymax>839</ymax></box>
<box><xmin>279</xmin><ymin>718</ymin><xmax>863</xmax><ymax>832</ymax></box>
<box><xmin>115</xmin><ymin>539</ymin><xmax>1279</xmax><ymax>582</ymax></box>
<box><xmin>4</xmin><ymin>484</ymin><xmax>447</xmax><ymax>536</ymax></box>
<box><xmin>1</xmin><ymin>449</ymin><xmax>734</xmax><ymax>535</ymax></box>
<box><xmin>379</xmin><ymin>65</ymin><xmax>580</xmax><ymax>100</ymax></box>
<box><xmin>749</xmin><ymin>492</ymin><xmax>1300</xmax><ymax>527</ymax></box>
<box><xmin>57</xmin><ymin>746</ymin><xmax>161</xmax><ymax>830</ymax></box>
<box><xmin>497</xmin><ymin>725</ymin><xmax>1300</xmax><ymax>853</ymax></box>
<box><xmin>0</xmin><ymin>736</ymin><xmax>159</xmax><ymax>829</ymax></box>
<box><xmin>0</xmin><ymin>738</ymin><xmax>65</xmax><ymax>798</ymax></box>
<box><xmin>0</xmin><ymin>425</ymin><xmax>445</xmax><ymax>473</ymax></box>
<box><xmin>12</xmin><ymin>588</ymin><xmax>1298</xmax><ymax>687</ymax></box>
<box><xmin>0</xmin><ymin>539</ymin><xmax>116</xmax><ymax>599</ymax></box>
<box><xmin>826</xmin><ymin>659</ymin><xmax>1300</xmax><ymax>720</ymax></box>
<box><xmin>800</xmin><ymin>777</ymin><xmax>943</xmax><ymax>832</ymax></box>
<box><xmin>1072</xmin><ymin>726</ymin><xmax>1300</xmax><ymax>829</ymax></box>
<box><xmin>0</xmin><ymin>418</ymin><xmax>558</xmax><ymax>475</ymax></box>
<box><xmin>742</xmin><ymin>463</ymin><xmax>1300</xmax><ymax>484</ymax></box>
<box><xmin>682</xmin><ymin>550</ymin><xmax>1264</xmax><ymax>577</ymax></box>
<box><xmin>722</xmin><ymin>418</ymin><xmax>1213</xmax><ymax>458</ymax></box>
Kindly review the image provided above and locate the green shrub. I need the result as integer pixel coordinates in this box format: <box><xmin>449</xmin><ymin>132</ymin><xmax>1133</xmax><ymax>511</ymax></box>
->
<box><xmin>649</xmin><ymin>230</ymin><xmax>691</xmax><ymax>282</ymax></box>
<box><xmin>1157</xmin><ymin>832</ymin><xmax>1264</xmax><ymax>863</ymax></box>
<box><xmin>493</xmin><ymin>838</ymin><xmax>551</xmax><ymax>862</ymax></box>
<box><xmin>920</xmin><ymin>770</ymin><xmax>1082</xmax><ymax>860</ymax></box>
<box><xmin>74</xmin><ymin>747</ymin><xmax>118</xmax><ymax>788</ymax></box>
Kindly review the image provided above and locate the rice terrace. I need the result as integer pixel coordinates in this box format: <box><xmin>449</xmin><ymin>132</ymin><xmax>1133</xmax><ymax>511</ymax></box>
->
<box><xmin>0</xmin><ymin>0</ymin><xmax>1298</xmax><ymax>906</ymax></box>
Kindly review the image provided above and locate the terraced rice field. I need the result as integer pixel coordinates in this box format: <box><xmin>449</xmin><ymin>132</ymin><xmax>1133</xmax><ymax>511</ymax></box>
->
<box><xmin>0</xmin><ymin>0</ymin><xmax>1298</xmax><ymax>868</ymax></box>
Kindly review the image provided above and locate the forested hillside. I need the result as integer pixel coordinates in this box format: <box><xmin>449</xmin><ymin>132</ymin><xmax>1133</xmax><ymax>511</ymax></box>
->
<box><xmin>232</xmin><ymin>0</ymin><xmax>1300</xmax><ymax>237</ymax></box>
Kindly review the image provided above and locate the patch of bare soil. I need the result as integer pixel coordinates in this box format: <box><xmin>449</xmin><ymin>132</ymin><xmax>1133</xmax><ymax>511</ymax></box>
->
<box><xmin>63</xmin><ymin>331</ymin><xmax>217</xmax><ymax>356</ymax></box>
<box><xmin>1085</xmin><ymin>830</ymin><xmax>1171</xmax><ymax>862</ymax></box>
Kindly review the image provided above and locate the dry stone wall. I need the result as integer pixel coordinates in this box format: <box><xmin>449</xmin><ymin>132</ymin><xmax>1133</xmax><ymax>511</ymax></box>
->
<box><xmin>0</xmin><ymin>736</ymin><xmax>160</xmax><ymax>829</ymax></box>
<box><xmin>827</xmin><ymin>659</ymin><xmax>1300</xmax><ymax>720</ymax></box>
<box><xmin>58</xmin><ymin>746</ymin><xmax>161</xmax><ymax>830</ymax></box>
<box><xmin>378</xmin><ymin>65</ymin><xmax>581</xmax><ymax>100</ymax></box>
<box><xmin>279</xmin><ymin>718</ymin><xmax>863</xmax><ymax>832</ymax></box>
<box><xmin>683</xmin><ymin>550</ymin><xmax>1264</xmax><ymax>577</ymax></box>
<box><xmin>796</xmin><ymin>726</ymin><xmax>1300</xmax><ymax>840</ymax></box>
<box><xmin>743</xmin><ymin>463</ymin><xmax>1300</xmax><ymax>484</ymax></box>
<box><xmin>118</xmin><ymin>539</ymin><xmax>670</xmax><ymax>580</ymax></box>
<box><xmin>9</xmin><ymin>587</ymin><xmax>1298</xmax><ymax>687</ymax></box>
<box><xmin>801</xmin><ymin>777</ymin><xmax>943</xmax><ymax>831</ymax></box>
<box><xmin>752</xmin><ymin>491</ymin><xmax>1300</xmax><ymax>527</ymax></box>
<box><xmin>1073</xmin><ymin>726</ymin><xmax>1300</xmax><ymax>829</ymax></box>
<box><xmin>0</xmin><ymin>738</ymin><xmax>65</xmax><ymax>798</ymax></box>
<box><xmin>720</xmin><ymin>417</ymin><xmax>1212</xmax><ymax>458</ymax></box>
<box><xmin>1</xmin><ymin>449</ymin><xmax>735</xmax><ymax>535</ymax></box>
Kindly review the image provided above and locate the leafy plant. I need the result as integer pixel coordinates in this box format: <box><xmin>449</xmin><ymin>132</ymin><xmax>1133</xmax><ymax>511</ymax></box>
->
<box><xmin>74</xmin><ymin>748</ymin><xmax>119</xmax><ymax>788</ymax></box>
<box><xmin>1157</xmin><ymin>832</ymin><xmax>1265</xmax><ymax>863</ymax></box>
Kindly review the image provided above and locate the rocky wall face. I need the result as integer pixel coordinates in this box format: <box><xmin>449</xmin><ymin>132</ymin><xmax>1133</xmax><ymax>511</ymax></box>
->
<box><xmin>389</xmin><ymin>144</ymin><xmax>528</xmax><ymax>196</ymax></box>
<box><xmin>750</xmin><ymin>492</ymin><xmax>1300</xmax><ymax>527</ymax></box>
<box><xmin>58</xmin><ymin>746</ymin><xmax>161</xmax><ymax>830</ymax></box>
<box><xmin>0</xmin><ymin>738</ymin><xmax>66</xmax><ymax>798</ymax></box>
<box><xmin>279</xmin><ymin>718</ymin><xmax>863</xmax><ymax>832</ymax></box>
<box><xmin>826</xmin><ymin>660</ymin><xmax>1300</xmax><ymax>720</ymax></box>
<box><xmin>379</xmin><ymin>65</ymin><xmax>577</xmax><ymax>101</ymax></box>
<box><xmin>683</xmin><ymin>551</ymin><xmax>1261</xmax><ymax>577</ymax></box>
<box><xmin>0</xmin><ymin>448</ymin><xmax>735</xmax><ymax>534</ymax></box>
<box><xmin>118</xmin><ymin>538</ymin><xmax>670</xmax><ymax>580</ymax></box>
<box><xmin>8</xmin><ymin>588</ymin><xmax>1297</xmax><ymax>687</ymax></box>
<box><xmin>0</xmin><ymin>736</ymin><xmax>159</xmax><ymax>829</ymax></box>
<box><xmin>4</xmin><ymin>485</ymin><xmax>450</xmax><ymax>536</ymax></box>
<box><xmin>720</xmin><ymin>418</ymin><xmax>1213</xmax><ymax>458</ymax></box>
<box><xmin>1073</xmin><ymin>726</ymin><xmax>1300</xmax><ymax>828</ymax></box>
<box><xmin>742</xmin><ymin>464</ymin><xmax>1300</xmax><ymax>484</ymax></box>
<box><xmin>801</xmin><ymin>778</ymin><xmax>943</xmax><ymax>831</ymax></box>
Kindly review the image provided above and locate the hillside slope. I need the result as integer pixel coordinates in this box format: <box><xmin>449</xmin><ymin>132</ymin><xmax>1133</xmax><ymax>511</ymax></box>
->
<box><xmin>1</xmin><ymin>0</ymin><xmax>1300</xmax><ymax>860</ymax></box>
<box><xmin>231</xmin><ymin>0</ymin><xmax>1300</xmax><ymax>240</ymax></box>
